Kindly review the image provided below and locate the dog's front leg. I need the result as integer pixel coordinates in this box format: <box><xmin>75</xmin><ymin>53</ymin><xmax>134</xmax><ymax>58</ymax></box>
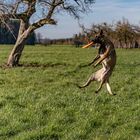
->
<box><xmin>95</xmin><ymin>80</ymin><xmax>104</xmax><ymax>94</ymax></box>
<box><xmin>88</xmin><ymin>54</ymin><xmax>100</xmax><ymax>66</ymax></box>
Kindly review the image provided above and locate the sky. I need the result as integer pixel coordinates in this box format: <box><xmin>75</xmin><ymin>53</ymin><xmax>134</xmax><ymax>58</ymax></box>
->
<box><xmin>36</xmin><ymin>0</ymin><xmax>140</xmax><ymax>39</ymax></box>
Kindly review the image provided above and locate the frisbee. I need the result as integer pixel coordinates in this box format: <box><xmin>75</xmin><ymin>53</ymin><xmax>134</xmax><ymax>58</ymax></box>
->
<box><xmin>82</xmin><ymin>42</ymin><xmax>94</xmax><ymax>48</ymax></box>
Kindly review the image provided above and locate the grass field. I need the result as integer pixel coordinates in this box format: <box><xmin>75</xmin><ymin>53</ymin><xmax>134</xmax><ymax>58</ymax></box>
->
<box><xmin>0</xmin><ymin>45</ymin><xmax>139</xmax><ymax>140</ymax></box>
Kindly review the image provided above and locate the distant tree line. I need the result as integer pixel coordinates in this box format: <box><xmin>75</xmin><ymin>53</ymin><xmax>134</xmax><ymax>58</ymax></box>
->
<box><xmin>36</xmin><ymin>33</ymin><xmax>73</xmax><ymax>46</ymax></box>
<box><xmin>0</xmin><ymin>20</ymin><xmax>36</xmax><ymax>45</ymax></box>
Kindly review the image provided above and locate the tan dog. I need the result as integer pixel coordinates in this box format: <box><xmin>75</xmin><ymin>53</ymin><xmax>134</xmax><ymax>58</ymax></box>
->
<box><xmin>78</xmin><ymin>30</ymin><xmax>116</xmax><ymax>95</ymax></box>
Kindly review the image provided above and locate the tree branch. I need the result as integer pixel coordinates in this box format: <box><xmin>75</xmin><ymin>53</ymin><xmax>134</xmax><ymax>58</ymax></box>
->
<box><xmin>31</xmin><ymin>18</ymin><xmax>56</xmax><ymax>30</ymax></box>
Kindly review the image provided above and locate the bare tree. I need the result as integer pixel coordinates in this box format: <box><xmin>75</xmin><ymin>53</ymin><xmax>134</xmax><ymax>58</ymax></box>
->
<box><xmin>0</xmin><ymin>0</ymin><xmax>95</xmax><ymax>67</ymax></box>
<box><xmin>115</xmin><ymin>19</ymin><xmax>138</xmax><ymax>48</ymax></box>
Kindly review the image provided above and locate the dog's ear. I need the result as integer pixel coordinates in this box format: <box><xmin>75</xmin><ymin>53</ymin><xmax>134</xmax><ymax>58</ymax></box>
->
<box><xmin>100</xmin><ymin>30</ymin><xmax>104</xmax><ymax>36</ymax></box>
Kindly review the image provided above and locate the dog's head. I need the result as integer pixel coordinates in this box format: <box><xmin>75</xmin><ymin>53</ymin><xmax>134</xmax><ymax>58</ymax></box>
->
<box><xmin>82</xmin><ymin>30</ymin><xmax>106</xmax><ymax>49</ymax></box>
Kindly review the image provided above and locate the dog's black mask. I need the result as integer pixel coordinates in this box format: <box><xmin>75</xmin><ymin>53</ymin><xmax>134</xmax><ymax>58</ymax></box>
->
<box><xmin>92</xmin><ymin>30</ymin><xmax>104</xmax><ymax>44</ymax></box>
<box><xmin>92</xmin><ymin>35</ymin><xmax>102</xmax><ymax>44</ymax></box>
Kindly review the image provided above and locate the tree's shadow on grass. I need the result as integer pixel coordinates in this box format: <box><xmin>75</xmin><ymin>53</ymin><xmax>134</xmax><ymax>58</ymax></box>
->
<box><xmin>19</xmin><ymin>62</ymin><xmax>70</xmax><ymax>68</ymax></box>
<box><xmin>0</xmin><ymin>62</ymin><xmax>70</xmax><ymax>69</ymax></box>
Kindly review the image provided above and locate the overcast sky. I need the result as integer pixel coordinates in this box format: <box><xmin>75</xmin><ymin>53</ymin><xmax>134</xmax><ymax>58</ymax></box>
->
<box><xmin>36</xmin><ymin>0</ymin><xmax>140</xmax><ymax>39</ymax></box>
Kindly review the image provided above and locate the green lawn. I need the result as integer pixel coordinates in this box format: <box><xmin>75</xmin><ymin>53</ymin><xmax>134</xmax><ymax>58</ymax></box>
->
<box><xmin>0</xmin><ymin>45</ymin><xmax>139</xmax><ymax>140</ymax></box>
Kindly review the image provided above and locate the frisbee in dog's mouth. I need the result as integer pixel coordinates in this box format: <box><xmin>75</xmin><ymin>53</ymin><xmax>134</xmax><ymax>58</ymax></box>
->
<box><xmin>82</xmin><ymin>42</ymin><xmax>94</xmax><ymax>48</ymax></box>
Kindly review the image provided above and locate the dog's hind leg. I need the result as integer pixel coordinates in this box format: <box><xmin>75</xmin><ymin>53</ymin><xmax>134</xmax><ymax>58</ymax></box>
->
<box><xmin>95</xmin><ymin>80</ymin><xmax>104</xmax><ymax>94</ymax></box>
<box><xmin>95</xmin><ymin>68</ymin><xmax>107</xmax><ymax>94</ymax></box>
<box><xmin>106</xmin><ymin>80</ymin><xmax>115</xmax><ymax>95</ymax></box>
<box><xmin>78</xmin><ymin>74</ymin><xmax>95</xmax><ymax>88</ymax></box>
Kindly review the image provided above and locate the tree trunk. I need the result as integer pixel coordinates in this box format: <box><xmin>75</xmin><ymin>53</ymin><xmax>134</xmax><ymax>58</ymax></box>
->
<box><xmin>7</xmin><ymin>38</ymin><xmax>26</xmax><ymax>67</ymax></box>
<box><xmin>7</xmin><ymin>31</ymin><xmax>32</xmax><ymax>67</ymax></box>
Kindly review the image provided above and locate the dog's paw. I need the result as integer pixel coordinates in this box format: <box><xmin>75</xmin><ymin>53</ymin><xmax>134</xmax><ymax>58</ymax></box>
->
<box><xmin>95</xmin><ymin>90</ymin><xmax>99</xmax><ymax>94</ymax></box>
<box><xmin>75</xmin><ymin>83</ymin><xmax>82</xmax><ymax>89</ymax></box>
<box><xmin>109</xmin><ymin>93</ymin><xmax>116</xmax><ymax>96</ymax></box>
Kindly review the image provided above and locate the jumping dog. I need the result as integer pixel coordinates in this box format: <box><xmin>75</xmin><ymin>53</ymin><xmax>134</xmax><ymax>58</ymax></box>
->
<box><xmin>78</xmin><ymin>30</ymin><xmax>116</xmax><ymax>95</ymax></box>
